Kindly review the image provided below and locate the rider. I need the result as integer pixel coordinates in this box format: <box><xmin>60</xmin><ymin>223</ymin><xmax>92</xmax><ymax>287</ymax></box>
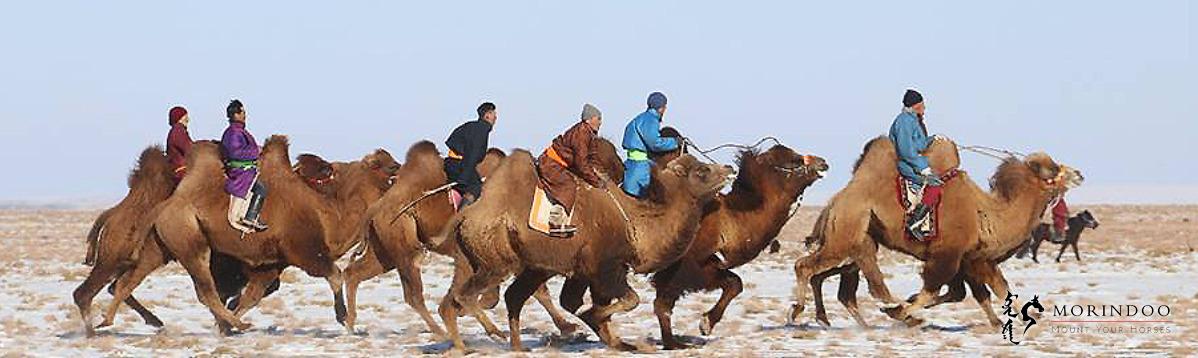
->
<box><xmin>1050</xmin><ymin>196</ymin><xmax>1069</xmax><ymax>242</ymax></box>
<box><xmin>444</xmin><ymin>102</ymin><xmax>497</xmax><ymax>207</ymax></box>
<box><xmin>621</xmin><ymin>92</ymin><xmax>679</xmax><ymax>198</ymax></box>
<box><xmin>538</xmin><ymin>103</ymin><xmax>606</xmax><ymax>234</ymax></box>
<box><xmin>165</xmin><ymin>106</ymin><xmax>193</xmax><ymax>184</ymax></box>
<box><xmin>889</xmin><ymin>89</ymin><xmax>940</xmax><ymax>241</ymax></box>
<box><xmin>221</xmin><ymin>99</ymin><xmax>268</xmax><ymax>231</ymax></box>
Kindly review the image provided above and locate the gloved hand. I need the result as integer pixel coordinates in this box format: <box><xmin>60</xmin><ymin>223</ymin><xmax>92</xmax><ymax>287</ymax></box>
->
<box><xmin>931</xmin><ymin>134</ymin><xmax>947</xmax><ymax>142</ymax></box>
<box><xmin>921</xmin><ymin>167</ymin><xmax>944</xmax><ymax>187</ymax></box>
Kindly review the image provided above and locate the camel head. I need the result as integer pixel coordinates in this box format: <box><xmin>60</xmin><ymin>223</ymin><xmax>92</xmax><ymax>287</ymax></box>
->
<box><xmin>293</xmin><ymin>153</ymin><xmax>336</xmax><ymax>193</ymax></box>
<box><xmin>657</xmin><ymin>154</ymin><xmax>735</xmax><ymax>202</ymax></box>
<box><xmin>756</xmin><ymin>144</ymin><xmax>829</xmax><ymax>189</ymax></box>
<box><xmin>364</xmin><ymin>148</ymin><xmax>402</xmax><ymax>188</ymax></box>
<box><xmin>478</xmin><ymin>148</ymin><xmax>507</xmax><ymax>177</ymax></box>
<box><xmin>991</xmin><ymin>152</ymin><xmax>1084</xmax><ymax>201</ymax></box>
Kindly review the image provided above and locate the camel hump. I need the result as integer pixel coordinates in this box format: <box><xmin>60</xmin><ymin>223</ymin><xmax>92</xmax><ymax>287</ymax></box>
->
<box><xmin>128</xmin><ymin>145</ymin><xmax>170</xmax><ymax>189</ymax></box>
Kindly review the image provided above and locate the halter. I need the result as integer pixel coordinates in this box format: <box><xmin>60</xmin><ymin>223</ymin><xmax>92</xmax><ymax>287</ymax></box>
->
<box><xmin>293</xmin><ymin>164</ymin><xmax>336</xmax><ymax>187</ymax></box>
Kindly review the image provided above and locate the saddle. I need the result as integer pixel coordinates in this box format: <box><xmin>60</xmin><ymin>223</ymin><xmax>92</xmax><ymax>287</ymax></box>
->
<box><xmin>895</xmin><ymin>169</ymin><xmax>960</xmax><ymax>242</ymax></box>
<box><xmin>528</xmin><ymin>160</ymin><xmax>575</xmax><ymax>238</ymax></box>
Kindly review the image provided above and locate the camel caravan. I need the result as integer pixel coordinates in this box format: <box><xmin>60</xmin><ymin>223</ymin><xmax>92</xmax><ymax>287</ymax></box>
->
<box><xmin>76</xmin><ymin>90</ymin><xmax>1084</xmax><ymax>352</ymax></box>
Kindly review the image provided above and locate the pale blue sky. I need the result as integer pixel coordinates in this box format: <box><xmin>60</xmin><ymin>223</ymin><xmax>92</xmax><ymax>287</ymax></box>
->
<box><xmin>0</xmin><ymin>1</ymin><xmax>1193</xmax><ymax>204</ymax></box>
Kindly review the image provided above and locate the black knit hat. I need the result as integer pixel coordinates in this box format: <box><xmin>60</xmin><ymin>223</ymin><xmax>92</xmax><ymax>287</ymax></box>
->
<box><xmin>902</xmin><ymin>89</ymin><xmax>923</xmax><ymax>107</ymax></box>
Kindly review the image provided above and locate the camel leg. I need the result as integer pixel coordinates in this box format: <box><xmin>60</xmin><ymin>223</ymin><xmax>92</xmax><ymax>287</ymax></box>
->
<box><xmin>504</xmin><ymin>269</ymin><xmax>554</xmax><ymax>352</ymax></box>
<box><xmin>176</xmin><ymin>249</ymin><xmax>252</xmax><ymax>333</ymax></box>
<box><xmin>74</xmin><ymin>259</ymin><xmax>123</xmax><ymax>336</ymax></box>
<box><xmin>342</xmin><ymin>244</ymin><xmax>391</xmax><ymax>334</ymax></box>
<box><xmin>580</xmin><ymin>285</ymin><xmax>640</xmax><ymax>351</ymax></box>
<box><xmin>809</xmin><ymin>264</ymin><xmax>836</xmax><ymax>327</ymax></box>
<box><xmin>789</xmin><ymin>247</ymin><xmax>851</xmax><ymax>325</ymax></box>
<box><xmin>394</xmin><ymin>255</ymin><xmax>446</xmax><ymax>338</ymax></box>
<box><xmin>700</xmin><ymin>268</ymin><xmax>743</xmax><ymax>336</ymax></box>
<box><xmin>106</xmin><ymin>280</ymin><xmax>165</xmax><ymax>328</ymax></box>
<box><xmin>231</xmin><ymin>267</ymin><xmax>282</xmax><ymax>318</ymax></box>
<box><xmin>654</xmin><ymin>285</ymin><xmax>687</xmax><ymax>350</ymax></box>
<box><xmin>559</xmin><ymin>277</ymin><xmax>589</xmax><ymax>314</ymax></box>
<box><xmin>532</xmin><ymin>283</ymin><xmax>579</xmax><ymax>335</ymax></box>
<box><xmin>962</xmin><ymin>264</ymin><xmax>1001</xmax><ymax>327</ymax></box>
<box><xmin>452</xmin><ymin>267</ymin><xmax>509</xmax><ymax>343</ymax></box>
<box><xmin>324</xmin><ymin>266</ymin><xmax>349</xmax><ymax>329</ymax></box>
<box><xmin>894</xmin><ymin>249</ymin><xmax>963</xmax><ymax>326</ymax></box>
<box><xmin>98</xmin><ymin>244</ymin><xmax>167</xmax><ymax>331</ymax></box>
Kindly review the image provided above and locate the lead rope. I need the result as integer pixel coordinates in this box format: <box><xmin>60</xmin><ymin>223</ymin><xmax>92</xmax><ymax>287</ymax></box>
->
<box><xmin>387</xmin><ymin>182</ymin><xmax>457</xmax><ymax>225</ymax></box>
<box><xmin>961</xmin><ymin>144</ymin><xmax>1026</xmax><ymax>161</ymax></box>
<box><xmin>602</xmin><ymin>185</ymin><xmax>641</xmax><ymax>254</ymax></box>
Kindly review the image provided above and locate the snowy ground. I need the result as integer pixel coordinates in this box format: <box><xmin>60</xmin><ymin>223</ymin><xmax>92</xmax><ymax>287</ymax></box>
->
<box><xmin>0</xmin><ymin>205</ymin><xmax>1195</xmax><ymax>356</ymax></box>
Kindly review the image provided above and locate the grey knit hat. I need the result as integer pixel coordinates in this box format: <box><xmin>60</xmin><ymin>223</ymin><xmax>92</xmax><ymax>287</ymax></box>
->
<box><xmin>581</xmin><ymin>103</ymin><xmax>601</xmax><ymax>120</ymax></box>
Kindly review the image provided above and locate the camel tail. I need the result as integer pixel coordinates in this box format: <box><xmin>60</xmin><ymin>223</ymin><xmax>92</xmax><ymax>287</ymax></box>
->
<box><xmin>83</xmin><ymin>208</ymin><xmax>114</xmax><ymax>266</ymax></box>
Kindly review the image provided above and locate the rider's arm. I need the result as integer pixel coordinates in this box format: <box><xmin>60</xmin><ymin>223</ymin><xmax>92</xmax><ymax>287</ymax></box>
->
<box><xmin>638</xmin><ymin>117</ymin><xmax>678</xmax><ymax>153</ymax></box>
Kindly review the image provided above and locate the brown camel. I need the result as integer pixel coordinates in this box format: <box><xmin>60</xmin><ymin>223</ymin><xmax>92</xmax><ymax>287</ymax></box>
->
<box><xmin>97</xmin><ymin>136</ymin><xmax>398</xmax><ymax>334</ymax></box>
<box><xmin>341</xmin><ymin>141</ymin><xmax>535</xmax><ymax>337</ymax></box>
<box><xmin>438</xmin><ymin>150</ymin><xmax>734</xmax><ymax>352</ymax></box>
<box><xmin>75</xmin><ymin>146</ymin><xmax>338</xmax><ymax>336</ymax></box>
<box><xmin>649</xmin><ymin>144</ymin><xmax>828</xmax><ymax>349</ymax></box>
<box><xmin>792</xmin><ymin>136</ymin><xmax>1082</xmax><ymax>328</ymax></box>
<box><xmin>74</xmin><ymin>146</ymin><xmax>175</xmax><ymax>335</ymax></box>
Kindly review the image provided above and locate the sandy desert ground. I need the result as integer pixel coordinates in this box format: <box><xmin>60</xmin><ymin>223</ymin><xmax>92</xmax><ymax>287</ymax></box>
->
<box><xmin>0</xmin><ymin>205</ymin><xmax>1194</xmax><ymax>357</ymax></box>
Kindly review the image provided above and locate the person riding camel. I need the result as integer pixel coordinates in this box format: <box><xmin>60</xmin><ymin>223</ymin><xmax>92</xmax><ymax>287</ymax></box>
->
<box><xmin>166</xmin><ymin>106</ymin><xmax>193</xmax><ymax>184</ymax></box>
<box><xmin>444</xmin><ymin>102</ymin><xmax>497</xmax><ymax>208</ymax></box>
<box><xmin>220</xmin><ymin>99</ymin><xmax>268</xmax><ymax>232</ymax></box>
<box><xmin>622</xmin><ymin>92</ymin><xmax>679</xmax><ymax>198</ymax></box>
<box><xmin>889</xmin><ymin>89</ymin><xmax>941</xmax><ymax>241</ymax></box>
<box><xmin>537</xmin><ymin>103</ymin><xmax>606</xmax><ymax>235</ymax></box>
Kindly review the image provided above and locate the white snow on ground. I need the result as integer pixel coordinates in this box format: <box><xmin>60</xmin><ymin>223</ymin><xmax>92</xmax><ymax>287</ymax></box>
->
<box><xmin>0</xmin><ymin>207</ymin><xmax>1195</xmax><ymax>356</ymax></box>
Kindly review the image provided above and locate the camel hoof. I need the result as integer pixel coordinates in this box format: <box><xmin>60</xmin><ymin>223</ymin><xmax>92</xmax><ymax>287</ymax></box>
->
<box><xmin>880</xmin><ymin>304</ymin><xmax>907</xmax><ymax>321</ymax></box>
<box><xmin>144</xmin><ymin>316</ymin><xmax>165</xmax><ymax>328</ymax></box>
<box><xmin>903</xmin><ymin>316</ymin><xmax>925</xmax><ymax>328</ymax></box>
<box><xmin>815</xmin><ymin>315</ymin><xmax>831</xmax><ymax>328</ymax></box>
<box><xmin>662</xmin><ymin>338</ymin><xmax>693</xmax><ymax>350</ymax></box>
<box><xmin>610</xmin><ymin>341</ymin><xmax>638</xmax><ymax>352</ymax></box>
<box><xmin>556</xmin><ymin>322</ymin><xmax>579</xmax><ymax>336</ymax></box>
<box><xmin>699</xmin><ymin>315</ymin><xmax>714</xmax><ymax>336</ymax></box>
<box><xmin>95</xmin><ymin>321</ymin><xmax>113</xmax><ymax>329</ymax></box>
<box><xmin>787</xmin><ymin>304</ymin><xmax>804</xmax><ymax>325</ymax></box>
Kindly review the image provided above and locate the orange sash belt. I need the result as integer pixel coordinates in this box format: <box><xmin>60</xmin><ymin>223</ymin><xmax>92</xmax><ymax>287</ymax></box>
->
<box><xmin>447</xmin><ymin>149</ymin><xmax>464</xmax><ymax>160</ymax></box>
<box><xmin>544</xmin><ymin>146</ymin><xmax>568</xmax><ymax>168</ymax></box>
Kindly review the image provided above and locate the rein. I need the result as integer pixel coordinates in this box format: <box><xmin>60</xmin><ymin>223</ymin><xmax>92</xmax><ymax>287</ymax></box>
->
<box><xmin>962</xmin><ymin>144</ymin><xmax>1026</xmax><ymax>161</ymax></box>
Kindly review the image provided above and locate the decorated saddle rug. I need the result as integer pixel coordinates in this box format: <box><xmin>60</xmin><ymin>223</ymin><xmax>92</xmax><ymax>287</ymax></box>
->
<box><xmin>896</xmin><ymin>169</ymin><xmax>961</xmax><ymax>242</ymax></box>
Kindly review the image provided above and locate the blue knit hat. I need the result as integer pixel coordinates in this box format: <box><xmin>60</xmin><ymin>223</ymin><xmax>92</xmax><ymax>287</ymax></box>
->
<box><xmin>647</xmin><ymin>92</ymin><xmax>667</xmax><ymax>110</ymax></box>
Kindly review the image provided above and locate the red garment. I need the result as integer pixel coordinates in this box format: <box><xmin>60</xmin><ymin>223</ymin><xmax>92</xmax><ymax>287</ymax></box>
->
<box><xmin>921</xmin><ymin>185</ymin><xmax>942</xmax><ymax>207</ymax></box>
<box><xmin>1052</xmin><ymin>198</ymin><xmax>1069</xmax><ymax>232</ymax></box>
<box><xmin>166</xmin><ymin>123</ymin><xmax>193</xmax><ymax>182</ymax></box>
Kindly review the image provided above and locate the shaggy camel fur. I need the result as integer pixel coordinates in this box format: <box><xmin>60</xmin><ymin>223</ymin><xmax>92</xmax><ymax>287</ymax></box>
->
<box><xmin>650</xmin><ymin>145</ymin><xmax>828</xmax><ymax>349</ymax></box>
<box><xmin>794</xmin><ymin>136</ymin><xmax>1082</xmax><ymax>328</ymax></box>
<box><xmin>438</xmin><ymin>151</ymin><xmax>733</xmax><ymax>352</ymax></box>
<box><xmin>97</xmin><ymin>136</ymin><xmax>398</xmax><ymax>334</ymax></box>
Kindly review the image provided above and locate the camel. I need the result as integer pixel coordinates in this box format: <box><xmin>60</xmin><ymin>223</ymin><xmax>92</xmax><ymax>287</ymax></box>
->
<box><xmin>340</xmin><ymin>141</ymin><xmax>555</xmax><ymax>337</ymax></box>
<box><xmin>97</xmin><ymin>136</ymin><xmax>399</xmax><ymax>334</ymax></box>
<box><xmin>74</xmin><ymin>146</ymin><xmax>176</xmax><ymax>334</ymax></box>
<box><xmin>791</xmin><ymin>136</ymin><xmax>1082</xmax><ymax>328</ymax></box>
<box><xmin>648</xmin><ymin>144</ymin><xmax>828</xmax><ymax>349</ymax></box>
<box><xmin>437</xmin><ymin>150</ymin><xmax>734</xmax><ymax>352</ymax></box>
<box><xmin>74</xmin><ymin>145</ymin><xmax>337</xmax><ymax>336</ymax></box>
